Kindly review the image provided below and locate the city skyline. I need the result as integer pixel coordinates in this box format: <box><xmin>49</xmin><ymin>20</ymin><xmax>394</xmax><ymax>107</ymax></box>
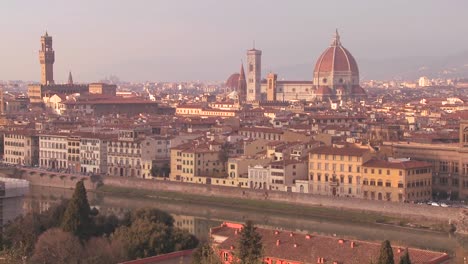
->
<box><xmin>1</xmin><ymin>0</ymin><xmax>468</xmax><ymax>82</ymax></box>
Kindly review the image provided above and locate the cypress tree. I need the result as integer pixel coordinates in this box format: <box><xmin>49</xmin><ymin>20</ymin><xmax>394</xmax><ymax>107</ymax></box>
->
<box><xmin>399</xmin><ymin>249</ymin><xmax>411</xmax><ymax>264</ymax></box>
<box><xmin>377</xmin><ymin>240</ymin><xmax>395</xmax><ymax>264</ymax></box>
<box><xmin>61</xmin><ymin>180</ymin><xmax>91</xmax><ymax>239</ymax></box>
<box><xmin>236</xmin><ymin>220</ymin><xmax>263</xmax><ymax>264</ymax></box>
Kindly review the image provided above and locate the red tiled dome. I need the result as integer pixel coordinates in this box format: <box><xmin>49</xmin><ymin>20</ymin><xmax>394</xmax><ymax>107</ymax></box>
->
<box><xmin>351</xmin><ymin>85</ymin><xmax>366</xmax><ymax>95</ymax></box>
<box><xmin>226</xmin><ymin>73</ymin><xmax>240</xmax><ymax>89</ymax></box>
<box><xmin>315</xmin><ymin>86</ymin><xmax>333</xmax><ymax>95</ymax></box>
<box><xmin>313</xmin><ymin>32</ymin><xmax>359</xmax><ymax>75</ymax></box>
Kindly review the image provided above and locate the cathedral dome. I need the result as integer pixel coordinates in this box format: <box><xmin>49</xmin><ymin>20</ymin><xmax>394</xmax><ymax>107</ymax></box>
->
<box><xmin>313</xmin><ymin>32</ymin><xmax>359</xmax><ymax>76</ymax></box>
<box><xmin>226</xmin><ymin>73</ymin><xmax>240</xmax><ymax>89</ymax></box>
<box><xmin>313</xmin><ymin>30</ymin><xmax>359</xmax><ymax>88</ymax></box>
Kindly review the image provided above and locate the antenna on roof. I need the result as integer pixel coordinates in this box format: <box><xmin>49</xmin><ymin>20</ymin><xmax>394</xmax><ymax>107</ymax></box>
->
<box><xmin>253</xmin><ymin>40</ymin><xmax>255</xmax><ymax>50</ymax></box>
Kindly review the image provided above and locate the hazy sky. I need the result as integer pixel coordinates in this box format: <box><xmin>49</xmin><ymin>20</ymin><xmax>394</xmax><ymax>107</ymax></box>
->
<box><xmin>1</xmin><ymin>0</ymin><xmax>467</xmax><ymax>82</ymax></box>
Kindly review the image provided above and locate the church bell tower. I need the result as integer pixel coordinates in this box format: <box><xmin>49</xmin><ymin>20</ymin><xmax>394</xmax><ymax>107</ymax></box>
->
<box><xmin>39</xmin><ymin>31</ymin><xmax>55</xmax><ymax>85</ymax></box>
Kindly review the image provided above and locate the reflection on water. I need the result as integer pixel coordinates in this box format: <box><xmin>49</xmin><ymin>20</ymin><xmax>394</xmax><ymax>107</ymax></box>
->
<box><xmin>25</xmin><ymin>186</ymin><xmax>468</xmax><ymax>260</ymax></box>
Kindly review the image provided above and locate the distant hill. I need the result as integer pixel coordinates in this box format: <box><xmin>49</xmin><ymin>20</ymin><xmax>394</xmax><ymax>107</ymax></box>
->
<box><xmin>268</xmin><ymin>50</ymin><xmax>468</xmax><ymax>81</ymax></box>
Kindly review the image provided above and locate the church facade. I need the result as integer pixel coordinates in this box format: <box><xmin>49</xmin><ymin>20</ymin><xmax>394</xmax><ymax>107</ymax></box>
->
<box><xmin>229</xmin><ymin>30</ymin><xmax>366</xmax><ymax>103</ymax></box>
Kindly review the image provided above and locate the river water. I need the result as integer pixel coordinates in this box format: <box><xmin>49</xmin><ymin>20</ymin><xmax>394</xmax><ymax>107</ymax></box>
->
<box><xmin>23</xmin><ymin>185</ymin><xmax>468</xmax><ymax>262</ymax></box>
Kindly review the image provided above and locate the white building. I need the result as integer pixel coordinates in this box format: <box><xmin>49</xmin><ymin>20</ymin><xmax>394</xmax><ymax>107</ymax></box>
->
<box><xmin>248</xmin><ymin>164</ymin><xmax>269</xmax><ymax>190</ymax></box>
<box><xmin>39</xmin><ymin>133</ymin><xmax>68</xmax><ymax>169</ymax></box>
<box><xmin>80</xmin><ymin>134</ymin><xmax>115</xmax><ymax>175</ymax></box>
<box><xmin>418</xmin><ymin>76</ymin><xmax>432</xmax><ymax>87</ymax></box>
<box><xmin>107</xmin><ymin>130</ymin><xmax>143</xmax><ymax>177</ymax></box>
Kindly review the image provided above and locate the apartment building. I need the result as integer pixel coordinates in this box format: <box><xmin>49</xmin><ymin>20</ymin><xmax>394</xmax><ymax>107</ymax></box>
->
<box><xmin>170</xmin><ymin>140</ymin><xmax>225</xmax><ymax>183</ymax></box>
<box><xmin>80</xmin><ymin>134</ymin><xmax>114</xmax><ymax>175</ymax></box>
<box><xmin>140</xmin><ymin>135</ymin><xmax>171</xmax><ymax>179</ymax></box>
<box><xmin>248</xmin><ymin>165</ymin><xmax>269</xmax><ymax>190</ymax></box>
<box><xmin>308</xmin><ymin>146</ymin><xmax>372</xmax><ymax>197</ymax></box>
<box><xmin>107</xmin><ymin>130</ymin><xmax>143</xmax><ymax>177</ymax></box>
<box><xmin>39</xmin><ymin>133</ymin><xmax>68</xmax><ymax>169</ymax></box>
<box><xmin>362</xmin><ymin>159</ymin><xmax>432</xmax><ymax>202</ymax></box>
<box><xmin>227</xmin><ymin>157</ymin><xmax>271</xmax><ymax>188</ymax></box>
<box><xmin>67</xmin><ymin>135</ymin><xmax>81</xmax><ymax>173</ymax></box>
<box><xmin>3</xmin><ymin>131</ymin><xmax>39</xmax><ymax>166</ymax></box>
<box><xmin>268</xmin><ymin>159</ymin><xmax>308</xmax><ymax>192</ymax></box>
<box><xmin>382</xmin><ymin>120</ymin><xmax>468</xmax><ymax>199</ymax></box>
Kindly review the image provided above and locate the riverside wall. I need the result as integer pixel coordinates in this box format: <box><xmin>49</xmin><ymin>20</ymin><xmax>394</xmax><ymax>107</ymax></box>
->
<box><xmin>101</xmin><ymin>176</ymin><xmax>464</xmax><ymax>224</ymax></box>
<box><xmin>3</xmin><ymin>167</ymin><xmax>467</xmax><ymax>233</ymax></box>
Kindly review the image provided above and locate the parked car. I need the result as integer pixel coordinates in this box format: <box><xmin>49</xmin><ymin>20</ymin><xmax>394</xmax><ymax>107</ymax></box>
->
<box><xmin>430</xmin><ymin>202</ymin><xmax>440</xmax><ymax>207</ymax></box>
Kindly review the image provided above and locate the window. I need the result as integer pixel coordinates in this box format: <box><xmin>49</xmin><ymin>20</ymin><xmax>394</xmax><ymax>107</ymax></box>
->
<box><xmin>385</xmin><ymin>181</ymin><xmax>391</xmax><ymax>187</ymax></box>
<box><xmin>223</xmin><ymin>252</ymin><xmax>229</xmax><ymax>261</ymax></box>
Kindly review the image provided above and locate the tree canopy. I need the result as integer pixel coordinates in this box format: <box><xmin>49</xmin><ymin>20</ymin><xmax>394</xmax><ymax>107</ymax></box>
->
<box><xmin>235</xmin><ymin>220</ymin><xmax>263</xmax><ymax>264</ymax></box>
<box><xmin>377</xmin><ymin>240</ymin><xmax>395</xmax><ymax>264</ymax></box>
<box><xmin>399</xmin><ymin>249</ymin><xmax>412</xmax><ymax>264</ymax></box>
<box><xmin>192</xmin><ymin>242</ymin><xmax>221</xmax><ymax>264</ymax></box>
<box><xmin>61</xmin><ymin>180</ymin><xmax>92</xmax><ymax>239</ymax></box>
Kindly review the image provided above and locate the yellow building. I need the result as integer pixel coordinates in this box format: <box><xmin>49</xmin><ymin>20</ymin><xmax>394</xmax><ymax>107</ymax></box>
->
<box><xmin>308</xmin><ymin>146</ymin><xmax>372</xmax><ymax>197</ymax></box>
<box><xmin>170</xmin><ymin>141</ymin><xmax>225</xmax><ymax>183</ymax></box>
<box><xmin>362</xmin><ymin>159</ymin><xmax>432</xmax><ymax>202</ymax></box>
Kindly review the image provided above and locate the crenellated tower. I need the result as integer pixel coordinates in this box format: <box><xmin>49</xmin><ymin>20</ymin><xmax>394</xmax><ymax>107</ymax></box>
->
<box><xmin>39</xmin><ymin>31</ymin><xmax>55</xmax><ymax>85</ymax></box>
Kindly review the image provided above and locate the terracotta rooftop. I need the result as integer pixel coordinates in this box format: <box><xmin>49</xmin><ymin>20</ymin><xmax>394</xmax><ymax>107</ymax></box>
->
<box><xmin>310</xmin><ymin>146</ymin><xmax>370</xmax><ymax>156</ymax></box>
<box><xmin>363</xmin><ymin>159</ymin><xmax>432</xmax><ymax>170</ymax></box>
<box><xmin>211</xmin><ymin>222</ymin><xmax>449</xmax><ymax>264</ymax></box>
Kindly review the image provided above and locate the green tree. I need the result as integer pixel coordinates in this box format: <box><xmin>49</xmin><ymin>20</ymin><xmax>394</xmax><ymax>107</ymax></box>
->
<box><xmin>171</xmin><ymin>228</ymin><xmax>199</xmax><ymax>251</ymax></box>
<box><xmin>61</xmin><ymin>180</ymin><xmax>91</xmax><ymax>239</ymax></box>
<box><xmin>377</xmin><ymin>240</ymin><xmax>395</xmax><ymax>264</ymax></box>
<box><xmin>399</xmin><ymin>249</ymin><xmax>411</xmax><ymax>264</ymax></box>
<box><xmin>192</xmin><ymin>242</ymin><xmax>221</xmax><ymax>264</ymax></box>
<box><xmin>131</xmin><ymin>207</ymin><xmax>174</xmax><ymax>227</ymax></box>
<box><xmin>112</xmin><ymin>217</ymin><xmax>198</xmax><ymax>260</ymax></box>
<box><xmin>235</xmin><ymin>220</ymin><xmax>263</xmax><ymax>264</ymax></box>
<box><xmin>112</xmin><ymin>218</ymin><xmax>173</xmax><ymax>259</ymax></box>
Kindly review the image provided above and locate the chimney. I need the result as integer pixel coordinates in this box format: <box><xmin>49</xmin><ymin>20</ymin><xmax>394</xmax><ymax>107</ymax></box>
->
<box><xmin>230</xmin><ymin>245</ymin><xmax>235</xmax><ymax>250</ymax></box>
<box><xmin>397</xmin><ymin>248</ymin><xmax>403</xmax><ymax>253</ymax></box>
<box><xmin>350</xmin><ymin>241</ymin><xmax>355</xmax><ymax>248</ymax></box>
<box><xmin>289</xmin><ymin>232</ymin><xmax>294</xmax><ymax>237</ymax></box>
<box><xmin>274</xmin><ymin>230</ymin><xmax>279</xmax><ymax>235</ymax></box>
<box><xmin>293</xmin><ymin>243</ymin><xmax>298</xmax><ymax>248</ymax></box>
<box><xmin>276</xmin><ymin>240</ymin><xmax>280</xmax><ymax>246</ymax></box>
<box><xmin>234</xmin><ymin>229</ymin><xmax>238</xmax><ymax>235</ymax></box>
<box><xmin>306</xmin><ymin>234</ymin><xmax>311</xmax><ymax>239</ymax></box>
<box><xmin>338</xmin><ymin>239</ymin><xmax>344</xmax><ymax>244</ymax></box>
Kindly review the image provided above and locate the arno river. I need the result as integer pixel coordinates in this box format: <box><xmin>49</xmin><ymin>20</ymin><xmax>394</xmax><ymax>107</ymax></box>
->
<box><xmin>20</xmin><ymin>185</ymin><xmax>468</xmax><ymax>261</ymax></box>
